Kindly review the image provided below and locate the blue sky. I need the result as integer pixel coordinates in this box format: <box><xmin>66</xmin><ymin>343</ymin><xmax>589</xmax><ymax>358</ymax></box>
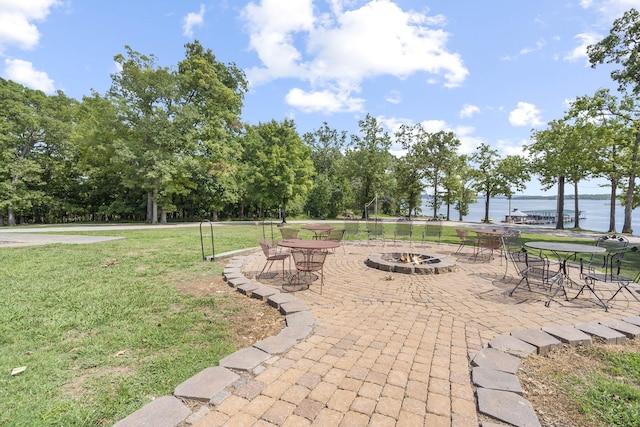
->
<box><xmin>0</xmin><ymin>0</ymin><xmax>636</xmax><ymax>195</ymax></box>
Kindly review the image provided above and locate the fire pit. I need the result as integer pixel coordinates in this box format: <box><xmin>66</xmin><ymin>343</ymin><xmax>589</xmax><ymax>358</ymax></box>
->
<box><xmin>366</xmin><ymin>252</ymin><xmax>456</xmax><ymax>274</ymax></box>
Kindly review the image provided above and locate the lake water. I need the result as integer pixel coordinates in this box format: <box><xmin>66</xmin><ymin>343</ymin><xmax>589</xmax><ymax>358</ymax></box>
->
<box><xmin>421</xmin><ymin>197</ymin><xmax>640</xmax><ymax>234</ymax></box>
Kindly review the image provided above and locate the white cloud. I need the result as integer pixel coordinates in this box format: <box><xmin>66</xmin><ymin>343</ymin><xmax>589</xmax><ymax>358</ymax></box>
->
<box><xmin>581</xmin><ymin>0</ymin><xmax>638</xmax><ymax>22</ymax></box>
<box><xmin>564</xmin><ymin>32</ymin><xmax>601</xmax><ymax>62</ymax></box>
<box><xmin>0</xmin><ymin>0</ymin><xmax>60</xmax><ymax>52</ymax></box>
<box><xmin>285</xmin><ymin>87</ymin><xmax>364</xmax><ymax>113</ymax></box>
<box><xmin>4</xmin><ymin>58</ymin><xmax>55</xmax><ymax>93</ymax></box>
<box><xmin>183</xmin><ymin>4</ymin><xmax>206</xmax><ymax>38</ymax></box>
<box><xmin>519</xmin><ymin>39</ymin><xmax>546</xmax><ymax>55</ymax></box>
<box><xmin>459</xmin><ymin>104</ymin><xmax>480</xmax><ymax>119</ymax></box>
<box><xmin>242</xmin><ymin>0</ymin><xmax>468</xmax><ymax>113</ymax></box>
<box><xmin>509</xmin><ymin>102</ymin><xmax>544</xmax><ymax>127</ymax></box>
<box><xmin>385</xmin><ymin>90</ymin><xmax>401</xmax><ymax>104</ymax></box>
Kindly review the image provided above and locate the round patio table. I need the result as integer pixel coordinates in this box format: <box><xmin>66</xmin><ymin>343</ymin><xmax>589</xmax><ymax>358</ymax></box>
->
<box><xmin>301</xmin><ymin>223</ymin><xmax>336</xmax><ymax>240</ymax></box>
<box><xmin>525</xmin><ymin>241</ymin><xmax>606</xmax><ymax>307</ymax></box>
<box><xmin>278</xmin><ymin>239</ymin><xmax>339</xmax><ymax>250</ymax></box>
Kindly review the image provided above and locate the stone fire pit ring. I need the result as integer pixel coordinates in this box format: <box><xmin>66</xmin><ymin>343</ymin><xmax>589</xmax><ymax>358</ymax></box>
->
<box><xmin>366</xmin><ymin>252</ymin><xmax>457</xmax><ymax>274</ymax></box>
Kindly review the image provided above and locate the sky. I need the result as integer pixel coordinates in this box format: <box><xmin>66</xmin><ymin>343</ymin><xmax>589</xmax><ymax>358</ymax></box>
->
<box><xmin>0</xmin><ymin>0</ymin><xmax>637</xmax><ymax>195</ymax></box>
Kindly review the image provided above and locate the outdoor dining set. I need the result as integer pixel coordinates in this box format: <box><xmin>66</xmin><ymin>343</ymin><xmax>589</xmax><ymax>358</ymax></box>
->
<box><xmin>454</xmin><ymin>226</ymin><xmax>640</xmax><ymax>311</ymax></box>
<box><xmin>257</xmin><ymin>219</ymin><xmax>640</xmax><ymax>311</ymax></box>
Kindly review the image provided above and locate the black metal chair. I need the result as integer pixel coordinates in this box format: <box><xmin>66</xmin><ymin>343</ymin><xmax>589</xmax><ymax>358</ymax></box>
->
<box><xmin>579</xmin><ymin>234</ymin><xmax>629</xmax><ymax>278</ymax></box>
<box><xmin>579</xmin><ymin>249</ymin><xmax>639</xmax><ymax>311</ymax></box>
<box><xmin>501</xmin><ymin>230</ymin><xmax>523</xmax><ymax>278</ymax></box>
<box><xmin>507</xmin><ymin>250</ymin><xmax>561</xmax><ymax>298</ymax></box>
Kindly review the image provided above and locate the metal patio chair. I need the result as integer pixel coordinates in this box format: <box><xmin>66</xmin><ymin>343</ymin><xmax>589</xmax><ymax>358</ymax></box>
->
<box><xmin>421</xmin><ymin>219</ymin><xmax>442</xmax><ymax>247</ymax></box>
<box><xmin>393</xmin><ymin>220</ymin><xmax>413</xmax><ymax>247</ymax></box>
<box><xmin>454</xmin><ymin>228</ymin><xmax>475</xmax><ymax>254</ymax></box>
<box><xmin>257</xmin><ymin>238</ymin><xmax>290</xmax><ymax>279</ymax></box>
<box><xmin>579</xmin><ymin>249</ymin><xmax>639</xmax><ymax>311</ymax></box>
<box><xmin>288</xmin><ymin>248</ymin><xmax>329</xmax><ymax>294</ymax></box>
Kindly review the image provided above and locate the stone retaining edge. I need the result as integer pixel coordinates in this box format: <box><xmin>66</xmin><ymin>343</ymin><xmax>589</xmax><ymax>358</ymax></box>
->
<box><xmin>114</xmin><ymin>249</ymin><xmax>311</xmax><ymax>427</ymax></box>
<box><xmin>472</xmin><ymin>315</ymin><xmax>640</xmax><ymax>427</ymax></box>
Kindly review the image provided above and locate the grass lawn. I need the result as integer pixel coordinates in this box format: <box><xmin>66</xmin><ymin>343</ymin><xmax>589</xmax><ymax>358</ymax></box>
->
<box><xmin>1</xmin><ymin>221</ymin><xmax>638</xmax><ymax>425</ymax></box>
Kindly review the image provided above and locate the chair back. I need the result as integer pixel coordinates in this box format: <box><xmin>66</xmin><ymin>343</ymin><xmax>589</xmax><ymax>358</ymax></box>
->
<box><xmin>394</xmin><ymin>221</ymin><xmax>412</xmax><ymax>239</ymax></box>
<box><xmin>423</xmin><ymin>220</ymin><xmax>442</xmax><ymax>242</ymax></box>
<box><xmin>344</xmin><ymin>220</ymin><xmax>360</xmax><ymax>237</ymax></box>
<box><xmin>279</xmin><ymin>227</ymin><xmax>299</xmax><ymax>240</ymax></box>
<box><xmin>455</xmin><ymin>228</ymin><xmax>469</xmax><ymax>240</ymax></box>
<box><xmin>291</xmin><ymin>249</ymin><xmax>328</xmax><ymax>272</ymax></box>
<box><xmin>507</xmin><ymin>250</ymin><xmax>528</xmax><ymax>276</ymax></box>
<box><xmin>478</xmin><ymin>233</ymin><xmax>502</xmax><ymax>250</ymax></box>
<box><xmin>327</xmin><ymin>228</ymin><xmax>346</xmax><ymax>242</ymax></box>
<box><xmin>367</xmin><ymin>219</ymin><xmax>384</xmax><ymax>239</ymax></box>
<box><xmin>258</xmin><ymin>238</ymin><xmax>283</xmax><ymax>259</ymax></box>
<box><xmin>501</xmin><ymin>230</ymin><xmax>522</xmax><ymax>252</ymax></box>
<box><xmin>596</xmin><ymin>234</ymin><xmax>629</xmax><ymax>251</ymax></box>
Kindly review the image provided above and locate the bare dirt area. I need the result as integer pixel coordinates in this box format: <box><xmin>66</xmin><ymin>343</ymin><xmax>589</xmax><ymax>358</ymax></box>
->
<box><xmin>518</xmin><ymin>339</ymin><xmax>640</xmax><ymax>427</ymax></box>
<box><xmin>175</xmin><ymin>273</ymin><xmax>285</xmax><ymax>349</ymax></box>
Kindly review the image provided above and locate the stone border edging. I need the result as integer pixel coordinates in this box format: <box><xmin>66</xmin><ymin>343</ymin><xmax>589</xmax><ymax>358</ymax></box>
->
<box><xmin>114</xmin><ymin>251</ymin><xmax>311</xmax><ymax>427</ymax></box>
<box><xmin>472</xmin><ymin>315</ymin><xmax>640</xmax><ymax>427</ymax></box>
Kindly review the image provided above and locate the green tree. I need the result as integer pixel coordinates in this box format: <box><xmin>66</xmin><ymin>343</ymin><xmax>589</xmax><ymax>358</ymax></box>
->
<box><xmin>243</xmin><ymin>119</ymin><xmax>314</xmax><ymax>223</ymax></box>
<box><xmin>565</xmin><ymin>89</ymin><xmax>631</xmax><ymax>232</ymax></box>
<box><xmin>396</xmin><ymin>125</ymin><xmax>460</xmax><ymax>218</ymax></box>
<box><xmin>588</xmin><ymin>10</ymin><xmax>640</xmax><ymax>233</ymax></box>
<box><xmin>303</xmin><ymin>122</ymin><xmax>349</xmax><ymax>218</ymax></box>
<box><xmin>0</xmin><ymin>79</ymin><xmax>75</xmax><ymax>225</ymax></box>
<box><xmin>496</xmin><ymin>155</ymin><xmax>530</xmax><ymax>224</ymax></box>
<box><xmin>470</xmin><ymin>143</ymin><xmax>505</xmax><ymax>223</ymax></box>
<box><xmin>342</xmin><ymin>114</ymin><xmax>393</xmax><ymax>218</ymax></box>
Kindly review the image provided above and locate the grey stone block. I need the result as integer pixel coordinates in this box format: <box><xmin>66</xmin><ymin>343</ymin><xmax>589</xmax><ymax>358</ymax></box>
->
<box><xmin>113</xmin><ymin>396</ymin><xmax>191</xmax><ymax>427</ymax></box>
<box><xmin>599</xmin><ymin>319</ymin><xmax>640</xmax><ymax>338</ymax></box>
<box><xmin>472</xmin><ymin>367</ymin><xmax>523</xmax><ymax>394</ymax></box>
<box><xmin>488</xmin><ymin>335</ymin><xmax>537</xmax><ymax>358</ymax></box>
<box><xmin>254</xmin><ymin>335</ymin><xmax>298</xmax><ymax>354</ymax></box>
<box><xmin>251</xmin><ymin>286</ymin><xmax>279</xmax><ymax>300</ymax></box>
<box><xmin>471</xmin><ymin>348</ymin><xmax>520</xmax><ymax>374</ymax></box>
<box><xmin>268</xmin><ymin>292</ymin><xmax>298</xmax><ymax>308</ymax></box>
<box><xmin>227</xmin><ymin>276</ymin><xmax>251</xmax><ymax>288</ymax></box>
<box><xmin>621</xmin><ymin>315</ymin><xmax>640</xmax><ymax>327</ymax></box>
<box><xmin>219</xmin><ymin>347</ymin><xmax>271</xmax><ymax>371</ymax></box>
<box><xmin>541</xmin><ymin>325</ymin><xmax>592</xmax><ymax>347</ymax></box>
<box><xmin>510</xmin><ymin>329</ymin><xmax>562</xmax><ymax>355</ymax></box>
<box><xmin>278</xmin><ymin>326</ymin><xmax>312</xmax><ymax>341</ymax></box>
<box><xmin>476</xmin><ymin>388</ymin><xmax>541</xmax><ymax>427</ymax></box>
<box><xmin>575</xmin><ymin>322</ymin><xmax>626</xmax><ymax>344</ymax></box>
<box><xmin>279</xmin><ymin>301</ymin><xmax>310</xmax><ymax>315</ymax></box>
<box><xmin>174</xmin><ymin>367</ymin><xmax>239</xmax><ymax>402</ymax></box>
<box><xmin>286</xmin><ymin>311</ymin><xmax>316</xmax><ymax>327</ymax></box>
<box><xmin>237</xmin><ymin>282</ymin><xmax>260</xmax><ymax>295</ymax></box>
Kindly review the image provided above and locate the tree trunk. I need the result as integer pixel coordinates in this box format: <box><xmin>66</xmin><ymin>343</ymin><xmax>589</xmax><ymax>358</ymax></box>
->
<box><xmin>8</xmin><ymin>207</ymin><xmax>16</xmax><ymax>227</ymax></box>
<box><xmin>147</xmin><ymin>192</ymin><xmax>153</xmax><ymax>223</ymax></box>
<box><xmin>556</xmin><ymin>176</ymin><xmax>564</xmax><ymax>230</ymax></box>
<box><xmin>622</xmin><ymin>131</ymin><xmax>639</xmax><ymax>234</ymax></box>
<box><xmin>160</xmin><ymin>209</ymin><xmax>167</xmax><ymax>224</ymax></box>
<box><xmin>483</xmin><ymin>192</ymin><xmax>490</xmax><ymax>223</ymax></box>
<box><xmin>608</xmin><ymin>178</ymin><xmax>617</xmax><ymax>233</ymax></box>
<box><xmin>573</xmin><ymin>183</ymin><xmax>580</xmax><ymax>229</ymax></box>
<box><xmin>212</xmin><ymin>210</ymin><xmax>219</xmax><ymax>221</ymax></box>
<box><xmin>152</xmin><ymin>191</ymin><xmax>158</xmax><ymax>225</ymax></box>
<box><xmin>281</xmin><ymin>199</ymin><xmax>287</xmax><ymax>224</ymax></box>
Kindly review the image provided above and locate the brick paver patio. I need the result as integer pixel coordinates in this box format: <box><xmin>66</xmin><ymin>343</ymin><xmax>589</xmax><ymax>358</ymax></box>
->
<box><xmin>192</xmin><ymin>241</ymin><xmax>640</xmax><ymax>426</ymax></box>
